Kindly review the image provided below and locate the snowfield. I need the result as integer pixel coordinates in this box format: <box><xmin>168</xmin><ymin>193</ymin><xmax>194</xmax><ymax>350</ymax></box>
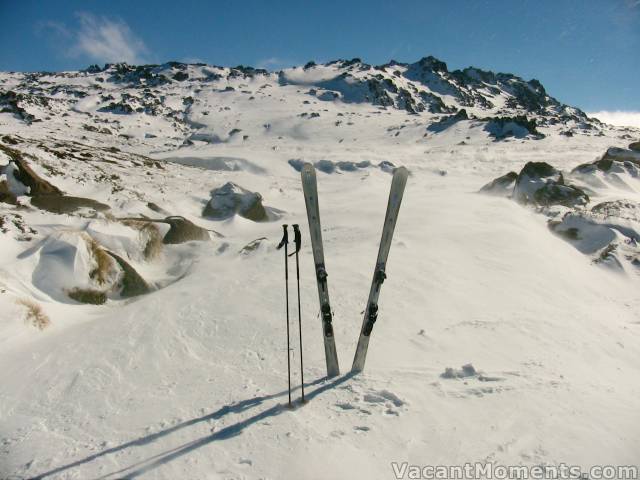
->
<box><xmin>0</xmin><ymin>59</ymin><xmax>639</xmax><ymax>479</ymax></box>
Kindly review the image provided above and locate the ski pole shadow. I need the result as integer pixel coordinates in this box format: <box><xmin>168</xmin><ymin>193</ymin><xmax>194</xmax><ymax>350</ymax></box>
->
<box><xmin>29</xmin><ymin>372</ymin><xmax>355</xmax><ymax>480</ymax></box>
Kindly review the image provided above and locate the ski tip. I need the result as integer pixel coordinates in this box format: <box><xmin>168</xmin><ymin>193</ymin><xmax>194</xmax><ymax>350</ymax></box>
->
<box><xmin>394</xmin><ymin>166</ymin><xmax>409</xmax><ymax>177</ymax></box>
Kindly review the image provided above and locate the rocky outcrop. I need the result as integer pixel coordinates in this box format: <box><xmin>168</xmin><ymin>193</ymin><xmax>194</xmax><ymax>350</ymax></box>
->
<box><xmin>481</xmin><ymin>146</ymin><xmax>639</xmax><ymax>272</ymax></box>
<box><xmin>0</xmin><ymin>145</ymin><xmax>62</xmax><ymax>196</ymax></box>
<box><xmin>31</xmin><ymin>195</ymin><xmax>110</xmax><ymax>214</ymax></box>
<box><xmin>288</xmin><ymin>158</ymin><xmax>395</xmax><ymax>174</ymax></box>
<box><xmin>483</xmin><ymin>116</ymin><xmax>544</xmax><ymax>140</ymax></box>
<box><xmin>479</xmin><ymin>172</ymin><xmax>517</xmax><ymax>197</ymax></box>
<box><xmin>0</xmin><ymin>144</ymin><xmax>112</xmax><ymax>214</ymax></box>
<box><xmin>203</xmin><ymin>182</ymin><xmax>273</xmax><ymax>222</ymax></box>
<box><xmin>514</xmin><ymin>162</ymin><xmax>588</xmax><ymax>207</ymax></box>
<box><xmin>162</xmin><ymin>216</ymin><xmax>211</xmax><ymax>244</ymax></box>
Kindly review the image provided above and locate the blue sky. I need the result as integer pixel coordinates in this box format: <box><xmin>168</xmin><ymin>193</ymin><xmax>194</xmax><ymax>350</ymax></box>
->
<box><xmin>1</xmin><ymin>0</ymin><xmax>639</xmax><ymax>113</ymax></box>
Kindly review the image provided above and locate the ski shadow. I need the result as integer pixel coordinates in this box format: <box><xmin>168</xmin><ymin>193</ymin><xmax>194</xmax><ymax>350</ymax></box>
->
<box><xmin>29</xmin><ymin>372</ymin><xmax>355</xmax><ymax>480</ymax></box>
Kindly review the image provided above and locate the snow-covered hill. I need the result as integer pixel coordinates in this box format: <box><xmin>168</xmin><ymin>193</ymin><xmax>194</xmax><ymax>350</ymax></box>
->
<box><xmin>1</xmin><ymin>57</ymin><xmax>639</xmax><ymax>479</ymax></box>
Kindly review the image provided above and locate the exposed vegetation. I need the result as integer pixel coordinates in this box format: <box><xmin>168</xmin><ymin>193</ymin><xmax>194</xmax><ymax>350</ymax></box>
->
<box><xmin>17</xmin><ymin>298</ymin><xmax>51</xmax><ymax>329</ymax></box>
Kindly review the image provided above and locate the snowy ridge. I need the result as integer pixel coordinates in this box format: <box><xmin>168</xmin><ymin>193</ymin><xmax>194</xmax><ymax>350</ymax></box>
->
<box><xmin>0</xmin><ymin>56</ymin><xmax>639</xmax><ymax>479</ymax></box>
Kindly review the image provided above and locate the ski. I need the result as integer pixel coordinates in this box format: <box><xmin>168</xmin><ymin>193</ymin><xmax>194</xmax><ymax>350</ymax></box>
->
<box><xmin>301</xmin><ymin>163</ymin><xmax>340</xmax><ymax>377</ymax></box>
<box><xmin>352</xmin><ymin>166</ymin><xmax>408</xmax><ymax>373</ymax></box>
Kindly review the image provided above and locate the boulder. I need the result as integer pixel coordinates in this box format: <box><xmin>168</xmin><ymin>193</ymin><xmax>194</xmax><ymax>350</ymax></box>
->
<box><xmin>0</xmin><ymin>179</ymin><xmax>17</xmax><ymax>205</ymax></box>
<box><xmin>572</xmin><ymin>147</ymin><xmax>640</xmax><ymax>175</ymax></box>
<box><xmin>162</xmin><ymin>216</ymin><xmax>211</xmax><ymax>244</ymax></box>
<box><xmin>203</xmin><ymin>182</ymin><xmax>270</xmax><ymax>222</ymax></box>
<box><xmin>105</xmin><ymin>251</ymin><xmax>151</xmax><ymax>298</ymax></box>
<box><xmin>514</xmin><ymin>162</ymin><xmax>588</xmax><ymax>207</ymax></box>
<box><xmin>629</xmin><ymin>141</ymin><xmax>640</xmax><ymax>152</ymax></box>
<box><xmin>479</xmin><ymin>171</ymin><xmax>517</xmax><ymax>197</ymax></box>
<box><xmin>0</xmin><ymin>146</ymin><xmax>62</xmax><ymax>196</ymax></box>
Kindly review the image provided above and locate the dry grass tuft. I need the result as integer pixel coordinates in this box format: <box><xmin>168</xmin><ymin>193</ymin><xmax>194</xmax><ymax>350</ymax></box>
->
<box><xmin>85</xmin><ymin>236</ymin><xmax>114</xmax><ymax>285</ymax></box>
<box><xmin>68</xmin><ymin>287</ymin><xmax>107</xmax><ymax>305</ymax></box>
<box><xmin>17</xmin><ymin>298</ymin><xmax>51</xmax><ymax>330</ymax></box>
<box><xmin>121</xmin><ymin>219</ymin><xmax>163</xmax><ymax>260</ymax></box>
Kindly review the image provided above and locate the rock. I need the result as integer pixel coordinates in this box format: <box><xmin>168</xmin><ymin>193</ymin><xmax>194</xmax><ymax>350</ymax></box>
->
<box><xmin>572</xmin><ymin>146</ymin><xmax>640</xmax><ymax>175</ymax></box>
<box><xmin>162</xmin><ymin>216</ymin><xmax>211</xmax><ymax>244</ymax></box>
<box><xmin>426</xmin><ymin>109</ymin><xmax>469</xmax><ymax>133</ymax></box>
<box><xmin>288</xmin><ymin>159</ymin><xmax>305</xmax><ymax>172</ymax></box>
<box><xmin>239</xmin><ymin>237</ymin><xmax>268</xmax><ymax>255</ymax></box>
<box><xmin>336</xmin><ymin>160</ymin><xmax>371</xmax><ymax>172</ymax></box>
<box><xmin>514</xmin><ymin>162</ymin><xmax>588</xmax><ymax>207</ymax></box>
<box><xmin>0</xmin><ymin>179</ymin><xmax>17</xmax><ymax>205</ymax></box>
<box><xmin>290</xmin><ymin>159</ymin><xmax>373</xmax><ymax>174</ymax></box>
<box><xmin>32</xmin><ymin>231</ymin><xmax>119</xmax><ymax>302</ymax></box>
<box><xmin>378</xmin><ymin>161</ymin><xmax>396</xmax><ymax>173</ymax></box>
<box><xmin>602</xmin><ymin>147</ymin><xmax>640</xmax><ymax>165</ymax></box>
<box><xmin>31</xmin><ymin>195</ymin><xmax>110</xmax><ymax>214</ymax></box>
<box><xmin>147</xmin><ymin>202</ymin><xmax>168</xmax><ymax>214</ymax></box>
<box><xmin>533</xmin><ymin>183</ymin><xmax>589</xmax><ymax>208</ymax></box>
<box><xmin>628</xmin><ymin>141</ymin><xmax>640</xmax><ymax>152</ymax></box>
<box><xmin>479</xmin><ymin>171</ymin><xmax>517</xmax><ymax>197</ymax></box>
<box><xmin>203</xmin><ymin>182</ymin><xmax>270</xmax><ymax>222</ymax></box>
<box><xmin>105</xmin><ymin>251</ymin><xmax>151</xmax><ymax>298</ymax></box>
<box><xmin>0</xmin><ymin>146</ymin><xmax>61</xmax><ymax>196</ymax></box>
<box><xmin>483</xmin><ymin>116</ymin><xmax>544</xmax><ymax>140</ymax></box>
<box><xmin>441</xmin><ymin>364</ymin><xmax>477</xmax><ymax>379</ymax></box>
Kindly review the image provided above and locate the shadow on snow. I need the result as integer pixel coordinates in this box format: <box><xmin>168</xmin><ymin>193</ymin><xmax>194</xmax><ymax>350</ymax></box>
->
<box><xmin>29</xmin><ymin>372</ymin><xmax>356</xmax><ymax>480</ymax></box>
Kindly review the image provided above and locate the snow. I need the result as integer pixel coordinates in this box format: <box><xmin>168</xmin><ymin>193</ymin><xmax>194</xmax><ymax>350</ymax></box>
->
<box><xmin>0</xmin><ymin>61</ymin><xmax>639</xmax><ymax>479</ymax></box>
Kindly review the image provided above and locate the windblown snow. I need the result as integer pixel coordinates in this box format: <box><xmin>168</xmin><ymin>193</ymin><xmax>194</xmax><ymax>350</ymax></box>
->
<box><xmin>0</xmin><ymin>58</ymin><xmax>639</xmax><ymax>479</ymax></box>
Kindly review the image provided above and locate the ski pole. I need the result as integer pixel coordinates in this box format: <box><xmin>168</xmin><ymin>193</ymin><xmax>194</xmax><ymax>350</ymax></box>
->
<box><xmin>276</xmin><ymin>224</ymin><xmax>292</xmax><ymax>407</ymax></box>
<box><xmin>289</xmin><ymin>224</ymin><xmax>304</xmax><ymax>402</ymax></box>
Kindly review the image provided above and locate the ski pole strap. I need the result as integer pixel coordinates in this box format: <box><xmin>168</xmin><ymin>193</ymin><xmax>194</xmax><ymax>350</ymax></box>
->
<box><xmin>277</xmin><ymin>224</ymin><xmax>289</xmax><ymax>250</ymax></box>
<box><xmin>288</xmin><ymin>224</ymin><xmax>302</xmax><ymax>257</ymax></box>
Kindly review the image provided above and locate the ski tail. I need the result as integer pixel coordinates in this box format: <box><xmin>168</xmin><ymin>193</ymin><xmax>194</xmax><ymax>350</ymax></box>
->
<box><xmin>352</xmin><ymin>166</ymin><xmax>408</xmax><ymax>373</ymax></box>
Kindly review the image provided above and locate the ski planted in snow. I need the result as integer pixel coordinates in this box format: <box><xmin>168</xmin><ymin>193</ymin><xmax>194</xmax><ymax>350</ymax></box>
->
<box><xmin>352</xmin><ymin>166</ymin><xmax>408</xmax><ymax>373</ymax></box>
<box><xmin>301</xmin><ymin>163</ymin><xmax>340</xmax><ymax>377</ymax></box>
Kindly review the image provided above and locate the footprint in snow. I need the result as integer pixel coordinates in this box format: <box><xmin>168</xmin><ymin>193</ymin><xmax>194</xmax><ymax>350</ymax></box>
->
<box><xmin>441</xmin><ymin>363</ymin><xmax>504</xmax><ymax>382</ymax></box>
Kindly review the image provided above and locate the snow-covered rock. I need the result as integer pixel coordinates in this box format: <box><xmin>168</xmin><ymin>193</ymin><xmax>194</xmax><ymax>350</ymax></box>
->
<box><xmin>203</xmin><ymin>182</ymin><xmax>273</xmax><ymax>221</ymax></box>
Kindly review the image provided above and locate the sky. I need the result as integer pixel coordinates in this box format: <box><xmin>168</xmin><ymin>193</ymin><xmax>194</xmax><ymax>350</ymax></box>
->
<box><xmin>1</xmin><ymin>0</ymin><xmax>639</xmax><ymax>124</ymax></box>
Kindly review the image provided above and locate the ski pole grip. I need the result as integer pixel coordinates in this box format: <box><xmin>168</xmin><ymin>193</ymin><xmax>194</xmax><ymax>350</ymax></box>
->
<box><xmin>277</xmin><ymin>224</ymin><xmax>289</xmax><ymax>250</ymax></box>
<box><xmin>289</xmin><ymin>224</ymin><xmax>302</xmax><ymax>256</ymax></box>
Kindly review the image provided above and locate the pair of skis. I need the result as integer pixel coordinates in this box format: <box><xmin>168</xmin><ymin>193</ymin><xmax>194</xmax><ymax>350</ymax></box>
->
<box><xmin>301</xmin><ymin>163</ymin><xmax>408</xmax><ymax>376</ymax></box>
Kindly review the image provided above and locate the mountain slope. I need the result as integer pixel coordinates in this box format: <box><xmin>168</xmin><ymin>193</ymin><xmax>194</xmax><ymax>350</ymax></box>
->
<box><xmin>1</xmin><ymin>56</ymin><xmax>639</xmax><ymax>479</ymax></box>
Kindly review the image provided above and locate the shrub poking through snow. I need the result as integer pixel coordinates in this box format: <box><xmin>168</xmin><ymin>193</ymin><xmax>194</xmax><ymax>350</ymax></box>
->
<box><xmin>16</xmin><ymin>298</ymin><xmax>51</xmax><ymax>330</ymax></box>
<box><xmin>67</xmin><ymin>288</ymin><xmax>107</xmax><ymax>305</ymax></box>
<box><xmin>120</xmin><ymin>219</ymin><xmax>164</xmax><ymax>259</ymax></box>
<box><xmin>86</xmin><ymin>237</ymin><xmax>115</xmax><ymax>285</ymax></box>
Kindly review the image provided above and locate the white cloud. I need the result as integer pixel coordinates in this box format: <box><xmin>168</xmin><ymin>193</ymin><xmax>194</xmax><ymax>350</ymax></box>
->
<box><xmin>70</xmin><ymin>13</ymin><xmax>148</xmax><ymax>64</ymax></box>
<box><xmin>588</xmin><ymin>111</ymin><xmax>640</xmax><ymax>129</ymax></box>
<box><xmin>256</xmin><ymin>57</ymin><xmax>298</xmax><ymax>71</ymax></box>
